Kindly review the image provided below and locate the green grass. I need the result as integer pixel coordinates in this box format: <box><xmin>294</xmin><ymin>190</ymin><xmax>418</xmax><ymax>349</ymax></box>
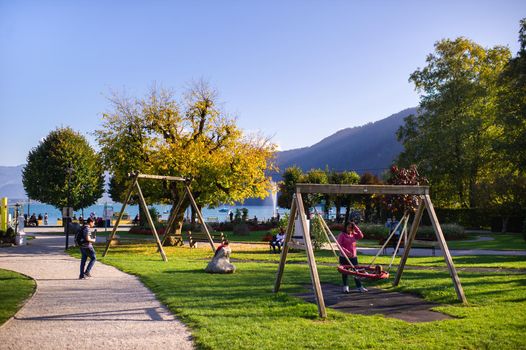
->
<box><xmin>447</xmin><ymin>233</ymin><xmax>526</xmax><ymax>251</ymax></box>
<box><xmin>73</xmin><ymin>243</ymin><xmax>526</xmax><ymax>349</ymax></box>
<box><xmin>0</xmin><ymin>269</ymin><xmax>36</xmax><ymax>325</ymax></box>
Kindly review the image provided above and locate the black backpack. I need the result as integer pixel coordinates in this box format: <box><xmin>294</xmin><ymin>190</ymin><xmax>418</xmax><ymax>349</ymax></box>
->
<box><xmin>75</xmin><ymin>226</ymin><xmax>87</xmax><ymax>246</ymax></box>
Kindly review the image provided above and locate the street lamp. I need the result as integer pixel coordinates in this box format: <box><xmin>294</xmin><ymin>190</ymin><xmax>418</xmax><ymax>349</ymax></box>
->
<box><xmin>14</xmin><ymin>203</ymin><xmax>20</xmax><ymax>233</ymax></box>
<box><xmin>64</xmin><ymin>164</ymin><xmax>74</xmax><ymax>250</ymax></box>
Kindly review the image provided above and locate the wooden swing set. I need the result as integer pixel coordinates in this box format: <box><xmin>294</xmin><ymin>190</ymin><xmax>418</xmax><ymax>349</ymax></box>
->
<box><xmin>273</xmin><ymin>183</ymin><xmax>468</xmax><ymax>318</ymax></box>
<box><xmin>102</xmin><ymin>172</ymin><xmax>216</xmax><ymax>261</ymax></box>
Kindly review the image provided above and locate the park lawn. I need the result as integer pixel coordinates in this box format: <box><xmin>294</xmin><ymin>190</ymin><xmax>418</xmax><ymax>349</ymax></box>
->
<box><xmin>0</xmin><ymin>269</ymin><xmax>36</xmax><ymax>325</ymax></box>
<box><xmin>447</xmin><ymin>233</ymin><xmax>526</xmax><ymax>251</ymax></box>
<box><xmin>78</xmin><ymin>244</ymin><xmax>526</xmax><ymax>350</ymax></box>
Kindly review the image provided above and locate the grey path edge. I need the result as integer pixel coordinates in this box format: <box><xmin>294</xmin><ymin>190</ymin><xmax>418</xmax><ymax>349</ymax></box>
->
<box><xmin>0</xmin><ymin>234</ymin><xmax>194</xmax><ymax>350</ymax></box>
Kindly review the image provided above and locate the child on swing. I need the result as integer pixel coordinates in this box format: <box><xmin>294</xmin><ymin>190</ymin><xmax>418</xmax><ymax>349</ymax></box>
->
<box><xmin>337</xmin><ymin>221</ymin><xmax>368</xmax><ymax>293</ymax></box>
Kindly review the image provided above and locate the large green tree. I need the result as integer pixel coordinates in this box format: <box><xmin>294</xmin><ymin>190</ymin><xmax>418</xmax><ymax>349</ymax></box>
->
<box><xmin>482</xmin><ymin>19</ymin><xmax>526</xmax><ymax>229</ymax></box>
<box><xmin>96</xmin><ymin>82</ymin><xmax>276</xmax><ymax>235</ymax></box>
<box><xmin>397</xmin><ymin>37</ymin><xmax>511</xmax><ymax>207</ymax></box>
<box><xmin>277</xmin><ymin>167</ymin><xmax>328</xmax><ymax>213</ymax></box>
<box><xmin>497</xmin><ymin>18</ymin><xmax>526</xmax><ymax>171</ymax></box>
<box><xmin>327</xmin><ymin>170</ymin><xmax>360</xmax><ymax>224</ymax></box>
<box><xmin>22</xmin><ymin>127</ymin><xmax>104</xmax><ymax>210</ymax></box>
<box><xmin>277</xmin><ymin>167</ymin><xmax>359</xmax><ymax>222</ymax></box>
<box><xmin>277</xmin><ymin>166</ymin><xmax>303</xmax><ymax>209</ymax></box>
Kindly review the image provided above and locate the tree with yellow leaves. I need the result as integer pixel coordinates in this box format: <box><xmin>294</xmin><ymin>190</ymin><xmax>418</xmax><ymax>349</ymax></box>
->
<box><xmin>96</xmin><ymin>81</ymin><xmax>277</xmax><ymax>236</ymax></box>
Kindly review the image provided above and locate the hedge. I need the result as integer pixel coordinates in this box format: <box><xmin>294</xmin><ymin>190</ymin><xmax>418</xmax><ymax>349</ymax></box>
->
<box><xmin>422</xmin><ymin>208</ymin><xmax>525</xmax><ymax>233</ymax></box>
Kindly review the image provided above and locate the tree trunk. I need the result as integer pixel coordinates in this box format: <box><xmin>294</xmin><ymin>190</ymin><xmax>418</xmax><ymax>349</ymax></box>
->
<box><xmin>191</xmin><ymin>206</ymin><xmax>197</xmax><ymax>229</ymax></box>
<box><xmin>344</xmin><ymin>205</ymin><xmax>351</xmax><ymax>227</ymax></box>
<box><xmin>364</xmin><ymin>197</ymin><xmax>372</xmax><ymax>222</ymax></box>
<box><xmin>502</xmin><ymin>216</ymin><xmax>510</xmax><ymax>233</ymax></box>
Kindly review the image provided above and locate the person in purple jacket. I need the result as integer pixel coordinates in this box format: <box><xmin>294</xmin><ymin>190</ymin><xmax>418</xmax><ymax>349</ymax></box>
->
<box><xmin>337</xmin><ymin>221</ymin><xmax>368</xmax><ymax>293</ymax></box>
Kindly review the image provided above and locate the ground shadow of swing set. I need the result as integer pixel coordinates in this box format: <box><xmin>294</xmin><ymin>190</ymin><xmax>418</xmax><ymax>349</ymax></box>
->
<box><xmin>101</xmin><ymin>172</ymin><xmax>216</xmax><ymax>261</ymax></box>
<box><xmin>273</xmin><ymin>183</ymin><xmax>468</xmax><ymax>318</ymax></box>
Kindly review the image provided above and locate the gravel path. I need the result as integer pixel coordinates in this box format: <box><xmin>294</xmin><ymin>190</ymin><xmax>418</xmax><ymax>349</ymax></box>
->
<box><xmin>0</xmin><ymin>235</ymin><xmax>193</xmax><ymax>350</ymax></box>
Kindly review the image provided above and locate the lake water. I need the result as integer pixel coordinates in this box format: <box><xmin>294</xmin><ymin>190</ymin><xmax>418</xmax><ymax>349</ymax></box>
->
<box><xmin>9</xmin><ymin>203</ymin><xmax>286</xmax><ymax>225</ymax></box>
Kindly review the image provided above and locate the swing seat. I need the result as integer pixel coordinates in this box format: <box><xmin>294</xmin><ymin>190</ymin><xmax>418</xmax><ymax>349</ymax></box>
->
<box><xmin>337</xmin><ymin>265</ymin><xmax>390</xmax><ymax>280</ymax></box>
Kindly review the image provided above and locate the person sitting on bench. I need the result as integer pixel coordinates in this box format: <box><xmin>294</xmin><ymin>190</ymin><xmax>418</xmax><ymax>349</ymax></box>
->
<box><xmin>270</xmin><ymin>228</ymin><xmax>286</xmax><ymax>253</ymax></box>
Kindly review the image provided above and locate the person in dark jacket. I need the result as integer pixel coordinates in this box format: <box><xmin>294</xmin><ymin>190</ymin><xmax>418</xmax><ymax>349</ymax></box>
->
<box><xmin>79</xmin><ymin>218</ymin><xmax>97</xmax><ymax>279</ymax></box>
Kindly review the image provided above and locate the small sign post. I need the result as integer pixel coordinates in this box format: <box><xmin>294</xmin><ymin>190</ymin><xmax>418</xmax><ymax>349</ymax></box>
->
<box><xmin>103</xmin><ymin>204</ymin><xmax>113</xmax><ymax>234</ymax></box>
<box><xmin>63</xmin><ymin>206</ymin><xmax>73</xmax><ymax>250</ymax></box>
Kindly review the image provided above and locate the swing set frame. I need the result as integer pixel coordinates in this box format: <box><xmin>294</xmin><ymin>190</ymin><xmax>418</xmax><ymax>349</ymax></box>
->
<box><xmin>273</xmin><ymin>183</ymin><xmax>468</xmax><ymax>318</ymax></box>
<box><xmin>101</xmin><ymin>172</ymin><xmax>216</xmax><ymax>262</ymax></box>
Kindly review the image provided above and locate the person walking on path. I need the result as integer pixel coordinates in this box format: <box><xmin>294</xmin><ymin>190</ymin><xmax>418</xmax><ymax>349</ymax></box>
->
<box><xmin>337</xmin><ymin>221</ymin><xmax>368</xmax><ymax>294</ymax></box>
<box><xmin>78</xmin><ymin>217</ymin><xmax>97</xmax><ymax>279</ymax></box>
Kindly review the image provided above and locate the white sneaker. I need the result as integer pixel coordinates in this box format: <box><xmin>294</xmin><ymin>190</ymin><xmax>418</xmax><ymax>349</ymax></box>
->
<box><xmin>358</xmin><ymin>286</ymin><xmax>368</xmax><ymax>293</ymax></box>
<box><xmin>342</xmin><ymin>286</ymin><xmax>350</xmax><ymax>294</ymax></box>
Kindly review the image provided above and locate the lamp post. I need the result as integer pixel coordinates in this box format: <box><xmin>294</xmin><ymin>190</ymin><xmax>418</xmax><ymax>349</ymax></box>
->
<box><xmin>64</xmin><ymin>164</ymin><xmax>74</xmax><ymax>250</ymax></box>
<box><xmin>14</xmin><ymin>203</ymin><xmax>20</xmax><ymax>233</ymax></box>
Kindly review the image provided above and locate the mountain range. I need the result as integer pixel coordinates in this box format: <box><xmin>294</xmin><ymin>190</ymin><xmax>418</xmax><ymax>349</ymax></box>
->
<box><xmin>0</xmin><ymin>107</ymin><xmax>416</xmax><ymax>203</ymax></box>
<box><xmin>0</xmin><ymin>165</ymin><xmax>25</xmax><ymax>201</ymax></box>
<box><xmin>275</xmin><ymin>107</ymin><xmax>416</xmax><ymax>175</ymax></box>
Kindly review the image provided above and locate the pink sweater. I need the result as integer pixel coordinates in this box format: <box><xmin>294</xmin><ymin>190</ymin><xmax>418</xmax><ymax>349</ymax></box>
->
<box><xmin>337</xmin><ymin>226</ymin><xmax>364</xmax><ymax>258</ymax></box>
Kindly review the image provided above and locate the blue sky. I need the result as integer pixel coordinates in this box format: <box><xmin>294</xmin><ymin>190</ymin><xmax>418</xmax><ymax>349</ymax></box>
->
<box><xmin>1</xmin><ymin>0</ymin><xmax>524</xmax><ymax>166</ymax></box>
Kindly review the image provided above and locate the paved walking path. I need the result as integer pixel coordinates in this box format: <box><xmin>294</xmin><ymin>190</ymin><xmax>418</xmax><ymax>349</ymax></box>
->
<box><xmin>358</xmin><ymin>247</ymin><xmax>526</xmax><ymax>256</ymax></box>
<box><xmin>0</xmin><ymin>235</ymin><xmax>193</xmax><ymax>350</ymax></box>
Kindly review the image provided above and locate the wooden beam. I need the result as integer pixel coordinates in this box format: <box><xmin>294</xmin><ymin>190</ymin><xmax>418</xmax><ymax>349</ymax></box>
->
<box><xmin>133</xmin><ymin>173</ymin><xmax>186</xmax><ymax>182</ymax></box>
<box><xmin>295</xmin><ymin>183</ymin><xmax>429</xmax><ymax>195</ymax></box>
<box><xmin>135</xmin><ymin>182</ymin><xmax>168</xmax><ymax>262</ymax></box>
<box><xmin>393</xmin><ymin>198</ymin><xmax>425</xmax><ymax>286</ymax></box>
<box><xmin>185</xmin><ymin>185</ymin><xmax>216</xmax><ymax>252</ymax></box>
<box><xmin>423</xmin><ymin>194</ymin><xmax>468</xmax><ymax>304</ymax></box>
<box><xmin>102</xmin><ymin>174</ymin><xmax>138</xmax><ymax>257</ymax></box>
<box><xmin>273</xmin><ymin>195</ymin><xmax>297</xmax><ymax>293</ymax></box>
<box><xmin>296</xmin><ymin>192</ymin><xmax>327</xmax><ymax>318</ymax></box>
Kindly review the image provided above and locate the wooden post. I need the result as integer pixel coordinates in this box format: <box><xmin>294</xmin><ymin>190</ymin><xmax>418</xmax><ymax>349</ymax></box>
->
<box><xmin>423</xmin><ymin>194</ymin><xmax>468</xmax><ymax>304</ymax></box>
<box><xmin>393</xmin><ymin>197</ymin><xmax>425</xmax><ymax>286</ymax></box>
<box><xmin>273</xmin><ymin>196</ymin><xmax>297</xmax><ymax>293</ymax></box>
<box><xmin>296</xmin><ymin>192</ymin><xmax>327</xmax><ymax>318</ymax></box>
<box><xmin>102</xmin><ymin>174</ymin><xmax>138</xmax><ymax>257</ymax></box>
<box><xmin>185</xmin><ymin>185</ymin><xmax>215</xmax><ymax>252</ymax></box>
<box><xmin>135</xmin><ymin>181</ymin><xmax>168</xmax><ymax>262</ymax></box>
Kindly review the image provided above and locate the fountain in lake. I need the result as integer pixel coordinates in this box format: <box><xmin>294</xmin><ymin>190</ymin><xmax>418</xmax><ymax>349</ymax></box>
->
<box><xmin>271</xmin><ymin>181</ymin><xmax>278</xmax><ymax>218</ymax></box>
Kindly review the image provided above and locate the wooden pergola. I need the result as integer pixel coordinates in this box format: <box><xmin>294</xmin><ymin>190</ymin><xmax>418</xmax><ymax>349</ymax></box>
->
<box><xmin>102</xmin><ymin>172</ymin><xmax>216</xmax><ymax>261</ymax></box>
<box><xmin>273</xmin><ymin>184</ymin><xmax>468</xmax><ymax>318</ymax></box>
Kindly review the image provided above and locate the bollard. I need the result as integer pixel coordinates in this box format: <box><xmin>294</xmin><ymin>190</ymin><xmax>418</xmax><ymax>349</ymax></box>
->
<box><xmin>0</xmin><ymin>197</ymin><xmax>7</xmax><ymax>232</ymax></box>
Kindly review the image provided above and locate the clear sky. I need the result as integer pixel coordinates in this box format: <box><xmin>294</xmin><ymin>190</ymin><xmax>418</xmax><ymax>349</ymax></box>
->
<box><xmin>1</xmin><ymin>0</ymin><xmax>524</xmax><ymax>166</ymax></box>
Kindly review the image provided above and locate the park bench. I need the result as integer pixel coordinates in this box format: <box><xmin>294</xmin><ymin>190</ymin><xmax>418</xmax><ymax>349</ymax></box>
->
<box><xmin>186</xmin><ymin>230</ymin><xmax>226</xmax><ymax>248</ymax></box>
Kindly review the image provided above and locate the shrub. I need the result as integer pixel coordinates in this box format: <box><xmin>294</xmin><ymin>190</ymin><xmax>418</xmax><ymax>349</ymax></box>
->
<box><xmin>359</xmin><ymin>224</ymin><xmax>389</xmax><ymax>240</ymax></box>
<box><xmin>0</xmin><ymin>228</ymin><xmax>16</xmax><ymax>244</ymax></box>
<box><xmin>139</xmin><ymin>207</ymin><xmax>160</xmax><ymax>228</ymax></box>
<box><xmin>310</xmin><ymin>216</ymin><xmax>328</xmax><ymax>251</ymax></box>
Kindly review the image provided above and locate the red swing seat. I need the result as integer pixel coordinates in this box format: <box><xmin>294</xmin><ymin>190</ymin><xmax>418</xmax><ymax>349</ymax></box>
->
<box><xmin>337</xmin><ymin>265</ymin><xmax>390</xmax><ymax>280</ymax></box>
